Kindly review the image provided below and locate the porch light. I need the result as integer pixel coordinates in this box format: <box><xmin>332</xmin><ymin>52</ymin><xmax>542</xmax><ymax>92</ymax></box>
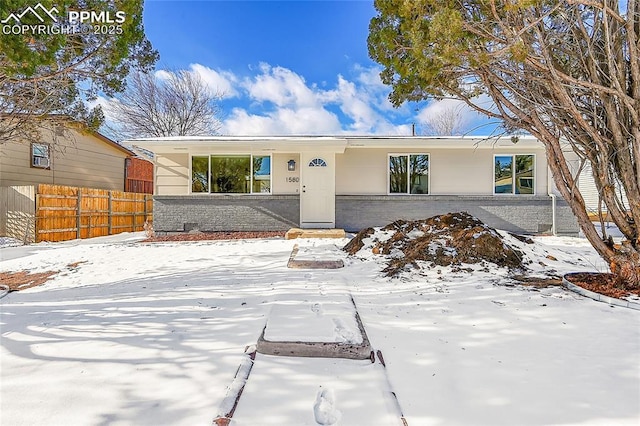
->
<box><xmin>287</xmin><ymin>159</ymin><xmax>296</xmax><ymax>171</ymax></box>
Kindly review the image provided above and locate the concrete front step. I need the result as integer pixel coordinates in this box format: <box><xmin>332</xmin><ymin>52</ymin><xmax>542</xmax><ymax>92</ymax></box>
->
<box><xmin>285</xmin><ymin>228</ymin><xmax>346</xmax><ymax>240</ymax></box>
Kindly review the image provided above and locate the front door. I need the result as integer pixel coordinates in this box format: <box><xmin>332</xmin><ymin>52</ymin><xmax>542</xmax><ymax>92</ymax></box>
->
<box><xmin>300</xmin><ymin>153</ymin><xmax>335</xmax><ymax>228</ymax></box>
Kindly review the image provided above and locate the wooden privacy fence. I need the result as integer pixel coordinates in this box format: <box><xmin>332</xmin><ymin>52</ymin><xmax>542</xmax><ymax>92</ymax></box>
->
<box><xmin>1</xmin><ymin>184</ymin><xmax>153</xmax><ymax>243</ymax></box>
<box><xmin>36</xmin><ymin>184</ymin><xmax>153</xmax><ymax>242</ymax></box>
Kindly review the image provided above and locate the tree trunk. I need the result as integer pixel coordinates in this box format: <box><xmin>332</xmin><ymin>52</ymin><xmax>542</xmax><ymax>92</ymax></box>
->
<box><xmin>610</xmin><ymin>242</ymin><xmax>640</xmax><ymax>290</ymax></box>
<box><xmin>541</xmin><ymin>133</ymin><xmax>640</xmax><ymax>290</ymax></box>
<box><xmin>367</xmin><ymin>0</ymin><xmax>640</xmax><ymax>289</ymax></box>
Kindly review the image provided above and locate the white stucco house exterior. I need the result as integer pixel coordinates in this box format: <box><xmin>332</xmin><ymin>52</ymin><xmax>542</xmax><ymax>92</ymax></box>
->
<box><xmin>130</xmin><ymin>135</ymin><xmax>581</xmax><ymax>235</ymax></box>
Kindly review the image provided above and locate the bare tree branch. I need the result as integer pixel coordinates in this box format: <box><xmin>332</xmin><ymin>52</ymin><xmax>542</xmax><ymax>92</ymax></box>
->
<box><xmin>419</xmin><ymin>102</ymin><xmax>470</xmax><ymax>136</ymax></box>
<box><xmin>110</xmin><ymin>70</ymin><xmax>223</xmax><ymax>138</ymax></box>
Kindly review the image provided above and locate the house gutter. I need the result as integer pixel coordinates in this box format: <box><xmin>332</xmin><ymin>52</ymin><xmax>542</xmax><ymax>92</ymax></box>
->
<box><xmin>153</xmin><ymin>153</ymin><xmax>159</xmax><ymax>196</ymax></box>
<box><xmin>547</xmin><ymin>168</ymin><xmax>557</xmax><ymax>236</ymax></box>
<box><xmin>549</xmin><ymin>193</ymin><xmax>557</xmax><ymax>236</ymax></box>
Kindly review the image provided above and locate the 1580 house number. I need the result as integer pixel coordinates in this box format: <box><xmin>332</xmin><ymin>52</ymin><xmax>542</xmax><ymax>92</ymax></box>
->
<box><xmin>286</xmin><ymin>177</ymin><xmax>300</xmax><ymax>183</ymax></box>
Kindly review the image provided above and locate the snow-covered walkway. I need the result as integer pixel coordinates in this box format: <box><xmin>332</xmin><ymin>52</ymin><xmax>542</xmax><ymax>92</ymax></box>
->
<box><xmin>1</xmin><ymin>234</ymin><xmax>639</xmax><ymax>425</ymax></box>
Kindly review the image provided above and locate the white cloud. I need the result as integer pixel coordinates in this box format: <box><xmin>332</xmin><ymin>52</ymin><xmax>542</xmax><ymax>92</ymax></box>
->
<box><xmin>415</xmin><ymin>99</ymin><xmax>476</xmax><ymax>134</ymax></box>
<box><xmin>95</xmin><ymin>62</ymin><xmax>418</xmax><ymax>137</ymax></box>
<box><xmin>415</xmin><ymin>96</ymin><xmax>498</xmax><ymax>135</ymax></box>
<box><xmin>88</xmin><ymin>95</ymin><xmax>117</xmax><ymax>119</ymax></box>
<box><xmin>153</xmin><ymin>65</ymin><xmax>238</xmax><ymax>99</ymax></box>
<box><xmin>416</xmin><ymin>98</ymin><xmax>468</xmax><ymax>123</ymax></box>
<box><xmin>322</xmin><ymin>75</ymin><xmax>379</xmax><ymax>133</ymax></box>
<box><xmin>352</xmin><ymin>64</ymin><xmax>402</xmax><ymax>113</ymax></box>
<box><xmin>354</xmin><ymin>64</ymin><xmax>386</xmax><ymax>90</ymax></box>
<box><xmin>246</xmin><ymin>64</ymin><xmax>318</xmax><ymax>108</ymax></box>
<box><xmin>153</xmin><ymin>69</ymin><xmax>172</xmax><ymax>81</ymax></box>
<box><xmin>223</xmin><ymin>106</ymin><xmax>342</xmax><ymax>135</ymax></box>
<box><xmin>188</xmin><ymin>64</ymin><xmax>238</xmax><ymax>98</ymax></box>
<box><xmin>86</xmin><ymin>95</ymin><xmax>126</xmax><ymax>140</ymax></box>
<box><xmin>222</xmin><ymin>63</ymin><xmax>412</xmax><ymax>136</ymax></box>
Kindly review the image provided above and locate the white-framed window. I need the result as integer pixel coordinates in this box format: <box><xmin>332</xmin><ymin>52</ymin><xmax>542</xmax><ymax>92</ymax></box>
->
<box><xmin>191</xmin><ymin>154</ymin><xmax>272</xmax><ymax>194</ymax></box>
<box><xmin>388</xmin><ymin>153</ymin><xmax>430</xmax><ymax>194</ymax></box>
<box><xmin>494</xmin><ymin>154</ymin><xmax>535</xmax><ymax>194</ymax></box>
<box><xmin>31</xmin><ymin>142</ymin><xmax>51</xmax><ymax>169</ymax></box>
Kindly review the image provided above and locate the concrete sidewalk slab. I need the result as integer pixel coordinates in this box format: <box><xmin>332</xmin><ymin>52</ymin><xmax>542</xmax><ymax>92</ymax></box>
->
<box><xmin>287</xmin><ymin>243</ymin><xmax>345</xmax><ymax>269</ymax></box>
<box><xmin>230</xmin><ymin>354</ymin><xmax>401</xmax><ymax>425</ymax></box>
<box><xmin>257</xmin><ymin>297</ymin><xmax>372</xmax><ymax>360</ymax></box>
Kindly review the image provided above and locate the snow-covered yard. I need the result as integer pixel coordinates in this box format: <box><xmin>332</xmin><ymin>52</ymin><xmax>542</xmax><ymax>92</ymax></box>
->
<box><xmin>1</xmin><ymin>232</ymin><xmax>639</xmax><ymax>425</ymax></box>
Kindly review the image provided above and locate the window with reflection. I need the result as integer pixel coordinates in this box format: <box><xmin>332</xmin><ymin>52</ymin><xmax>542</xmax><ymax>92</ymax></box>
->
<box><xmin>252</xmin><ymin>155</ymin><xmax>271</xmax><ymax>193</ymax></box>
<box><xmin>191</xmin><ymin>156</ymin><xmax>209</xmax><ymax>193</ymax></box>
<box><xmin>389</xmin><ymin>154</ymin><xmax>429</xmax><ymax>194</ymax></box>
<box><xmin>211</xmin><ymin>155</ymin><xmax>251</xmax><ymax>193</ymax></box>
<box><xmin>494</xmin><ymin>155</ymin><xmax>534</xmax><ymax>194</ymax></box>
<box><xmin>410</xmin><ymin>154</ymin><xmax>429</xmax><ymax>194</ymax></box>
<box><xmin>191</xmin><ymin>155</ymin><xmax>271</xmax><ymax>194</ymax></box>
<box><xmin>515</xmin><ymin>155</ymin><xmax>534</xmax><ymax>194</ymax></box>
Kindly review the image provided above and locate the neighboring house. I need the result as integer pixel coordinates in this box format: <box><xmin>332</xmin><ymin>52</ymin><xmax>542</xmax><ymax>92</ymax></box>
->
<box><xmin>131</xmin><ymin>135</ymin><xmax>581</xmax><ymax>235</ymax></box>
<box><xmin>577</xmin><ymin>161</ymin><xmax>629</xmax><ymax>217</ymax></box>
<box><xmin>0</xmin><ymin>120</ymin><xmax>147</xmax><ymax>192</ymax></box>
<box><xmin>125</xmin><ymin>156</ymin><xmax>154</xmax><ymax>194</ymax></box>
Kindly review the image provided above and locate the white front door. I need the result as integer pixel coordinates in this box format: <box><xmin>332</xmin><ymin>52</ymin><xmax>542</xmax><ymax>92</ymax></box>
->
<box><xmin>300</xmin><ymin>153</ymin><xmax>335</xmax><ymax>228</ymax></box>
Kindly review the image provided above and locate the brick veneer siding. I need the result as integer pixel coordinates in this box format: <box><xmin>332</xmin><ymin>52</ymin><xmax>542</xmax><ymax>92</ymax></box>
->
<box><xmin>336</xmin><ymin>195</ymin><xmax>579</xmax><ymax>235</ymax></box>
<box><xmin>153</xmin><ymin>194</ymin><xmax>578</xmax><ymax>236</ymax></box>
<box><xmin>153</xmin><ymin>195</ymin><xmax>300</xmax><ymax>233</ymax></box>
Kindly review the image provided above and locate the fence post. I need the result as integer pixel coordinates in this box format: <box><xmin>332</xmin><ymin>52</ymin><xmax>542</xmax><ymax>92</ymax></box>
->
<box><xmin>108</xmin><ymin>191</ymin><xmax>113</xmax><ymax>235</ymax></box>
<box><xmin>76</xmin><ymin>189</ymin><xmax>82</xmax><ymax>239</ymax></box>
<box><xmin>142</xmin><ymin>194</ymin><xmax>149</xmax><ymax>231</ymax></box>
<box><xmin>132</xmin><ymin>195</ymin><xmax>136</xmax><ymax>232</ymax></box>
<box><xmin>34</xmin><ymin>191</ymin><xmax>40</xmax><ymax>243</ymax></box>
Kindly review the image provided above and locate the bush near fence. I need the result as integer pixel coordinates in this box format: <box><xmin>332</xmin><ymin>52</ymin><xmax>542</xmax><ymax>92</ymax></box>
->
<box><xmin>1</xmin><ymin>184</ymin><xmax>153</xmax><ymax>243</ymax></box>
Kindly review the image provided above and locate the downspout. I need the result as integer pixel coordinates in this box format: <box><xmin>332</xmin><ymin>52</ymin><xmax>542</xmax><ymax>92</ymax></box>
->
<box><xmin>152</xmin><ymin>153</ymin><xmax>158</xmax><ymax>195</ymax></box>
<box><xmin>547</xmin><ymin>166</ymin><xmax>557</xmax><ymax>236</ymax></box>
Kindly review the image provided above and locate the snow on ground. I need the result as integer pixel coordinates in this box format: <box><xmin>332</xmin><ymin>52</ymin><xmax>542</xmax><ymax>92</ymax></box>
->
<box><xmin>264</xmin><ymin>296</ymin><xmax>362</xmax><ymax>344</ymax></box>
<box><xmin>293</xmin><ymin>240</ymin><xmax>347</xmax><ymax>262</ymax></box>
<box><xmin>233</xmin><ymin>355</ymin><xmax>399</xmax><ymax>425</ymax></box>
<box><xmin>0</xmin><ymin>237</ymin><xmax>24</xmax><ymax>249</ymax></box>
<box><xmin>581</xmin><ymin>221</ymin><xmax>625</xmax><ymax>240</ymax></box>
<box><xmin>1</xmin><ymin>232</ymin><xmax>639</xmax><ymax>425</ymax></box>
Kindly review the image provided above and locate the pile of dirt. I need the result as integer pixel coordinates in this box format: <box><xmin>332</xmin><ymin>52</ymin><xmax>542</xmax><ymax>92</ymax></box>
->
<box><xmin>344</xmin><ymin>212</ymin><xmax>524</xmax><ymax>276</ymax></box>
<box><xmin>343</xmin><ymin>227</ymin><xmax>375</xmax><ymax>254</ymax></box>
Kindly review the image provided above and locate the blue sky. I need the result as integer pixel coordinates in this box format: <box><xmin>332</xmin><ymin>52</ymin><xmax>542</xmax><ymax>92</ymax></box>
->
<box><xmin>100</xmin><ymin>0</ymin><xmax>491</xmax><ymax>136</ymax></box>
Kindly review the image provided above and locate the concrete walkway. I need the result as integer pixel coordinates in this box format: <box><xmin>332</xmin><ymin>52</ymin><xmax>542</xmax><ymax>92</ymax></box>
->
<box><xmin>217</xmin><ymin>293</ymin><xmax>407</xmax><ymax>425</ymax></box>
<box><xmin>256</xmin><ymin>295</ymin><xmax>372</xmax><ymax>359</ymax></box>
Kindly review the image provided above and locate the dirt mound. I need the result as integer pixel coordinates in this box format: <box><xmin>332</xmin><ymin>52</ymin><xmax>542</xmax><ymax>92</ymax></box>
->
<box><xmin>344</xmin><ymin>212</ymin><xmax>524</xmax><ymax>276</ymax></box>
<box><xmin>343</xmin><ymin>227</ymin><xmax>374</xmax><ymax>255</ymax></box>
